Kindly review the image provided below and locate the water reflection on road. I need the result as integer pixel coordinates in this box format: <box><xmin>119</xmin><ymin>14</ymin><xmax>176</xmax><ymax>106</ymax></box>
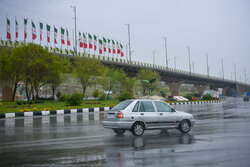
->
<box><xmin>0</xmin><ymin>98</ymin><xmax>250</xmax><ymax>166</ymax></box>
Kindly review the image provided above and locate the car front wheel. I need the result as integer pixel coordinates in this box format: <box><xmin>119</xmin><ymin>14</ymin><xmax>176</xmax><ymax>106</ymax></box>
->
<box><xmin>179</xmin><ymin>120</ymin><xmax>190</xmax><ymax>133</ymax></box>
<box><xmin>131</xmin><ymin>123</ymin><xmax>145</xmax><ymax>136</ymax></box>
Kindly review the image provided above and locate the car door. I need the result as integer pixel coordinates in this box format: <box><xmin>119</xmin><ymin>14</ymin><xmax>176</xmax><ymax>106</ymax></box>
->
<box><xmin>135</xmin><ymin>101</ymin><xmax>158</xmax><ymax>129</ymax></box>
<box><xmin>154</xmin><ymin>101</ymin><xmax>180</xmax><ymax>128</ymax></box>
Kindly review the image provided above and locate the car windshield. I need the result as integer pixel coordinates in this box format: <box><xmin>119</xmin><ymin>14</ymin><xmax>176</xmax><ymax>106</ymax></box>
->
<box><xmin>111</xmin><ymin>100</ymin><xmax>133</xmax><ymax>110</ymax></box>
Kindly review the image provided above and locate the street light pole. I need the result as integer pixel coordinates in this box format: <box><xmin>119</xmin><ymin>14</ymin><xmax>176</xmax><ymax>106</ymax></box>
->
<box><xmin>153</xmin><ymin>50</ymin><xmax>156</xmax><ymax>65</ymax></box>
<box><xmin>221</xmin><ymin>59</ymin><xmax>224</xmax><ymax>80</ymax></box>
<box><xmin>71</xmin><ymin>6</ymin><xmax>77</xmax><ymax>55</ymax></box>
<box><xmin>174</xmin><ymin>56</ymin><xmax>177</xmax><ymax>69</ymax></box>
<box><xmin>125</xmin><ymin>24</ymin><xmax>131</xmax><ymax>63</ymax></box>
<box><xmin>163</xmin><ymin>37</ymin><xmax>168</xmax><ymax>68</ymax></box>
<box><xmin>187</xmin><ymin>46</ymin><xmax>191</xmax><ymax>74</ymax></box>
<box><xmin>234</xmin><ymin>63</ymin><xmax>237</xmax><ymax>83</ymax></box>
<box><xmin>244</xmin><ymin>67</ymin><xmax>247</xmax><ymax>85</ymax></box>
<box><xmin>206</xmin><ymin>53</ymin><xmax>209</xmax><ymax>78</ymax></box>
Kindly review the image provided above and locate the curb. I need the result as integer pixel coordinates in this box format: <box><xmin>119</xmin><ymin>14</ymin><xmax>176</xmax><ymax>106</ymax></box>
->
<box><xmin>168</xmin><ymin>100</ymin><xmax>221</xmax><ymax>105</ymax></box>
<box><xmin>0</xmin><ymin>106</ymin><xmax>112</xmax><ymax>119</ymax></box>
<box><xmin>0</xmin><ymin>100</ymin><xmax>221</xmax><ymax>119</ymax></box>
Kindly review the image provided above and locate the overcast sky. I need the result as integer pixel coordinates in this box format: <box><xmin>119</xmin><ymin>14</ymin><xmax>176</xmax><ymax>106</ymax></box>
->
<box><xmin>0</xmin><ymin>0</ymin><xmax>250</xmax><ymax>83</ymax></box>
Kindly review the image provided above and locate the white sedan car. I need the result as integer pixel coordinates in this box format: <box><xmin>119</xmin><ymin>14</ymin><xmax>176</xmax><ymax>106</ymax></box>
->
<box><xmin>103</xmin><ymin>99</ymin><xmax>195</xmax><ymax>136</ymax></box>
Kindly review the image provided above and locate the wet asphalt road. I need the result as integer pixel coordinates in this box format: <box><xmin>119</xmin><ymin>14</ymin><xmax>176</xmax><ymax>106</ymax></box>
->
<box><xmin>0</xmin><ymin>98</ymin><xmax>250</xmax><ymax>167</ymax></box>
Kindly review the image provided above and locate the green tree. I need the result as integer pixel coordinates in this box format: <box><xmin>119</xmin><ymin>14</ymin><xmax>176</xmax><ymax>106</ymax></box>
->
<box><xmin>137</xmin><ymin>68</ymin><xmax>161</xmax><ymax>96</ymax></box>
<box><xmin>73</xmin><ymin>57</ymin><xmax>104</xmax><ymax>95</ymax></box>
<box><xmin>121</xmin><ymin>77</ymin><xmax>136</xmax><ymax>97</ymax></box>
<box><xmin>99</xmin><ymin>67</ymin><xmax>126</xmax><ymax>99</ymax></box>
<box><xmin>0</xmin><ymin>46</ymin><xmax>25</xmax><ymax>101</ymax></box>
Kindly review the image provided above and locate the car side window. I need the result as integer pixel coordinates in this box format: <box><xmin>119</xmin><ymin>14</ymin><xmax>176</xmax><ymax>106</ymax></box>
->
<box><xmin>139</xmin><ymin>101</ymin><xmax>155</xmax><ymax>112</ymax></box>
<box><xmin>154</xmin><ymin>101</ymin><xmax>172</xmax><ymax>112</ymax></box>
<box><xmin>132</xmin><ymin>102</ymin><xmax>139</xmax><ymax>112</ymax></box>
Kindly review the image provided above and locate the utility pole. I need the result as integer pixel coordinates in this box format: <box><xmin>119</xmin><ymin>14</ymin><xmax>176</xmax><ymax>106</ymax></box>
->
<box><xmin>221</xmin><ymin>59</ymin><xmax>224</xmax><ymax>80</ymax></box>
<box><xmin>174</xmin><ymin>56</ymin><xmax>177</xmax><ymax>69</ymax></box>
<box><xmin>153</xmin><ymin>50</ymin><xmax>156</xmax><ymax>65</ymax></box>
<box><xmin>206</xmin><ymin>53</ymin><xmax>209</xmax><ymax>78</ymax></box>
<box><xmin>125</xmin><ymin>24</ymin><xmax>131</xmax><ymax>63</ymax></box>
<box><xmin>71</xmin><ymin>6</ymin><xmax>77</xmax><ymax>55</ymax></box>
<box><xmin>187</xmin><ymin>46</ymin><xmax>191</xmax><ymax>74</ymax></box>
<box><xmin>234</xmin><ymin>63</ymin><xmax>237</xmax><ymax>83</ymax></box>
<box><xmin>163</xmin><ymin>37</ymin><xmax>168</xmax><ymax>68</ymax></box>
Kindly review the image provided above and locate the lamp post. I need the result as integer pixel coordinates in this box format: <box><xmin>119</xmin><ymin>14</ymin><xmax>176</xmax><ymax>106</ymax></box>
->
<box><xmin>163</xmin><ymin>37</ymin><xmax>168</xmax><ymax>68</ymax></box>
<box><xmin>152</xmin><ymin>49</ymin><xmax>156</xmax><ymax>65</ymax></box>
<box><xmin>125</xmin><ymin>24</ymin><xmax>131</xmax><ymax>63</ymax></box>
<box><xmin>70</xmin><ymin>6</ymin><xmax>77</xmax><ymax>55</ymax></box>
<box><xmin>174</xmin><ymin>56</ymin><xmax>177</xmax><ymax>69</ymax></box>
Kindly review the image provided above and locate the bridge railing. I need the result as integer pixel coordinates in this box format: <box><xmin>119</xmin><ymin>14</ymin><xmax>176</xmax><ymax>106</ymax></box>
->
<box><xmin>1</xmin><ymin>40</ymin><xmax>248</xmax><ymax>86</ymax></box>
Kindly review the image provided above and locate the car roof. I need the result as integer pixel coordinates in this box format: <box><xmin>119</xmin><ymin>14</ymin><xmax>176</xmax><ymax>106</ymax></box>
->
<box><xmin>127</xmin><ymin>99</ymin><xmax>163</xmax><ymax>102</ymax></box>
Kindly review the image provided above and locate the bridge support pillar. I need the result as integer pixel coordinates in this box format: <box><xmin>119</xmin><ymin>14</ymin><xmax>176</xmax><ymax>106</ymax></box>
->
<box><xmin>222</xmin><ymin>87</ymin><xmax>229</xmax><ymax>96</ymax></box>
<box><xmin>167</xmin><ymin>81</ymin><xmax>183</xmax><ymax>96</ymax></box>
<box><xmin>0</xmin><ymin>79</ymin><xmax>13</xmax><ymax>101</ymax></box>
<box><xmin>195</xmin><ymin>84</ymin><xmax>210</xmax><ymax>96</ymax></box>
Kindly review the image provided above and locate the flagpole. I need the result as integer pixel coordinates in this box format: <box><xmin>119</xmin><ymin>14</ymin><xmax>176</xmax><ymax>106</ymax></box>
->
<box><xmin>40</xmin><ymin>22</ymin><xmax>41</xmax><ymax>45</ymax></box>
<box><xmin>46</xmin><ymin>23</ymin><xmax>48</xmax><ymax>47</ymax></box>
<box><xmin>72</xmin><ymin>29</ymin><xmax>74</xmax><ymax>55</ymax></box>
<box><xmin>15</xmin><ymin>16</ymin><xmax>16</xmax><ymax>42</ymax></box>
<box><xmin>24</xmin><ymin>17</ymin><xmax>25</xmax><ymax>43</ymax></box>
<box><xmin>6</xmin><ymin>13</ymin><xmax>8</xmax><ymax>41</ymax></box>
<box><xmin>54</xmin><ymin>26</ymin><xmax>55</xmax><ymax>50</ymax></box>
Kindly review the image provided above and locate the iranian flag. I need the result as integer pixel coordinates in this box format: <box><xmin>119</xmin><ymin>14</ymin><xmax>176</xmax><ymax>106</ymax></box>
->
<box><xmin>66</xmin><ymin>29</ymin><xmax>70</xmax><ymax>46</ymax></box>
<box><xmin>24</xmin><ymin>18</ymin><xmax>28</xmax><ymax>40</ymax></box>
<box><xmin>46</xmin><ymin>24</ymin><xmax>51</xmax><ymax>43</ymax></box>
<box><xmin>79</xmin><ymin>32</ymin><xmax>83</xmax><ymax>48</ymax></box>
<box><xmin>6</xmin><ymin>18</ymin><xmax>11</xmax><ymax>40</ymax></box>
<box><xmin>103</xmin><ymin>37</ymin><xmax>107</xmax><ymax>52</ymax></box>
<box><xmin>31</xmin><ymin>21</ymin><xmax>37</xmax><ymax>40</ymax></box>
<box><xmin>99</xmin><ymin>39</ymin><xmax>103</xmax><ymax>54</ymax></box>
<box><xmin>94</xmin><ymin>35</ymin><xmax>97</xmax><ymax>50</ymax></box>
<box><xmin>54</xmin><ymin>26</ymin><xmax>58</xmax><ymax>44</ymax></box>
<box><xmin>39</xmin><ymin>22</ymin><xmax>43</xmax><ymax>41</ymax></box>
<box><xmin>108</xmin><ymin>39</ymin><xmax>111</xmax><ymax>53</ymax></box>
<box><xmin>117</xmin><ymin>41</ymin><xmax>121</xmax><ymax>54</ymax></box>
<box><xmin>88</xmin><ymin>34</ymin><xmax>92</xmax><ymax>49</ymax></box>
<box><xmin>15</xmin><ymin>18</ymin><xmax>18</xmax><ymax>39</ymax></box>
<box><xmin>112</xmin><ymin>40</ymin><xmax>116</xmax><ymax>54</ymax></box>
<box><xmin>120</xmin><ymin>43</ymin><xmax>124</xmax><ymax>57</ymax></box>
<box><xmin>61</xmin><ymin>27</ymin><xmax>65</xmax><ymax>44</ymax></box>
<box><xmin>83</xmin><ymin>33</ymin><xmax>87</xmax><ymax>48</ymax></box>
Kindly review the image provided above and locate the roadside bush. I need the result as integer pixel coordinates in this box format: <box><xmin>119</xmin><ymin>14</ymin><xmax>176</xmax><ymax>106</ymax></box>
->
<box><xmin>67</xmin><ymin>93</ymin><xmax>83</xmax><ymax>106</ymax></box>
<box><xmin>56</xmin><ymin>92</ymin><xmax>61</xmax><ymax>99</ymax></box>
<box><xmin>98</xmin><ymin>94</ymin><xmax>106</xmax><ymax>101</ymax></box>
<box><xmin>59</xmin><ymin>94</ymin><xmax>69</xmax><ymax>102</ymax></box>
<box><xmin>184</xmin><ymin>94</ymin><xmax>194</xmax><ymax>101</ymax></box>
<box><xmin>92</xmin><ymin>89</ymin><xmax>99</xmax><ymax>98</ymax></box>
<box><xmin>202</xmin><ymin>94</ymin><xmax>213</xmax><ymax>100</ymax></box>
<box><xmin>16</xmin><ymin>101</ymin><xmax>43</xmax><ymax>105</ymax></box>
<box><xmin>118</xmin><ymin>92</ymin><xmax>133</xmax><ymax>102</ymax></box>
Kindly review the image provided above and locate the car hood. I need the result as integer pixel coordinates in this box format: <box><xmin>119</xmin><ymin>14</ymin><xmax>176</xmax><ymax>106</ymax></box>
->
<box><xmin>176</xmin><ymin>111</ymin><xmax>194</xmax><ymax>119</ymax></box>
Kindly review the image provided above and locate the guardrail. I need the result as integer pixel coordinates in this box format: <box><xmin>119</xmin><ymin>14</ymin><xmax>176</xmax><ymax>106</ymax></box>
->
<box><xmin>1</xmin><ymin>40</ymin><xmax>249</xmax><ymax>86</ymax></box>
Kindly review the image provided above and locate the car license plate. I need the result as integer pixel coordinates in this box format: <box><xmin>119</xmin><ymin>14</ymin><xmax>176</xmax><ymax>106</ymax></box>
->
<box><xmin>107</xmin><ymin>114</ymin><xmax>115</xmax><ymax>119</ymax></box>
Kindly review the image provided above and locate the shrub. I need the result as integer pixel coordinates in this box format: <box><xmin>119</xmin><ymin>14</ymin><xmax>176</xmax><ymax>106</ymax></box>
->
<box><xmin>56</xmin><ymin>92</ymin><xmax>61</xmax><ymax>99</ymax></box>
<box><xmin>67</xmin><ymin>93</ymin><xmax>83</xmax><ymax>106</ymax></box>
<box><xmin>184</xmin><ymin>94</ymin><xmax>194</xmax><ymax>101</ymax></box>
<box><xmin>202</xmin><ymin>94</ymin><xmax>213</xmax><ymax>100</ymax></box>
<box><xmin>98</xmin><ymin>94</ymin><xmax>106</xmax><ymax>101</ymax></box>
<box><xmin>59</xmin><ymin>94</ymin><xmax>69</xmax><ymax>102</ymax></box>
<box><xmin>92</xmin><ymin>89</ymin><xmax>99</xmax><ymax>98</ymax></box>
<box><xmin>118</xmin><ymin>92</ymin><xmax>133</xmax><ymax>102</ymax></box>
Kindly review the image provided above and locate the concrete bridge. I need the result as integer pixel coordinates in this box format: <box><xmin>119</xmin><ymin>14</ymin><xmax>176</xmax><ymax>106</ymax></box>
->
<box><xmin>1</xmin><ymin>46</ymin><xmax>250</xmax><ymax>101</ymax></box>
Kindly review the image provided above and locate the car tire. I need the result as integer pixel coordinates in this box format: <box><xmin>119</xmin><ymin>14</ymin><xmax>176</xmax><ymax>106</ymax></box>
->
<box><xmin>113</xmin><ymin>129</ymin><xmax>125</xmax><ymax>135</ymax></box>
<box><xmin>131</xmin><ymin>122</ymin><xmax>145</xmax><ymax>136</ymax></box>
<box><xmin>179</xmin><ymin>120</ymin><xmax>191</xmax><ymax>133</ymax></box>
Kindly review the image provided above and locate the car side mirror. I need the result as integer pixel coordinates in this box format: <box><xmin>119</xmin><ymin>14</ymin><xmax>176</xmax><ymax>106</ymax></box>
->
<box><xmin>171</xmin><ymin>108</ymin><xmax>176</xmax><ymax>112</ymax></box>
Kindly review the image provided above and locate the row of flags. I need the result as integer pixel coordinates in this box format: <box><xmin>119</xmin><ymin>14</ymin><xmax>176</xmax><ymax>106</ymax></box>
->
<box><xmin>5</xmin><ymin>17</ymin><xmax>124</xmax><ymax>57</ymax></box>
